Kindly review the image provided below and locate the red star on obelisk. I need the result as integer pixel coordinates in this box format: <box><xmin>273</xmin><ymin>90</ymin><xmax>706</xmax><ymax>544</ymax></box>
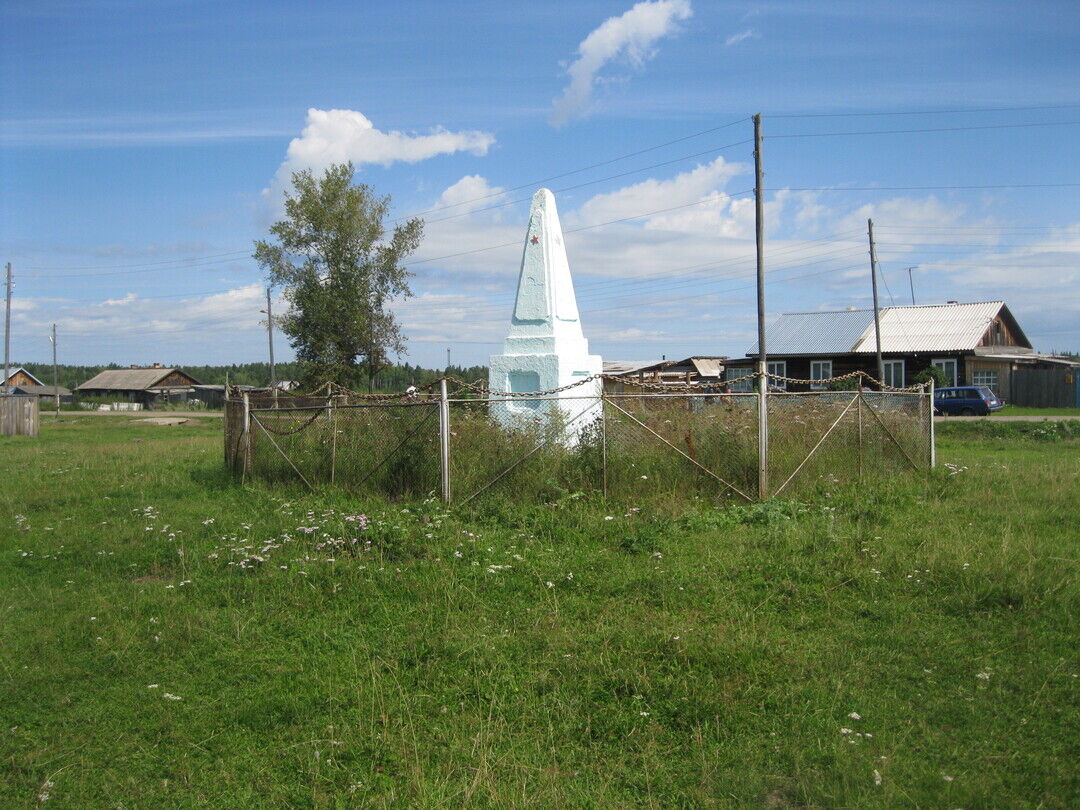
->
<box><xmin>530</xmin><ymin>235</ymin><xmax>539</xmax><ymax>244</ymax></box>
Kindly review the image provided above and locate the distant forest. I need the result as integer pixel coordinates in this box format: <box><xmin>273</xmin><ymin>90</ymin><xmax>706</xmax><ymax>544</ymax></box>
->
<box><xmin>12</xmin><ymin>361</ymin><xmax>489</xmax><ymax>393</ymax></box>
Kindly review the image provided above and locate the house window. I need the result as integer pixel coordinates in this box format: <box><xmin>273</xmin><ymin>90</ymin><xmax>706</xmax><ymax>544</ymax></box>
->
<box><xmin>724</xmin><ymin>367</ymin><xmax>754</xmax><ymax>393</ymax></box>
<box><xmin>972</xmin><ymin>370</ymin><xmax>999</xmax><ymax>390</ymax></box>
<box><xmin>883</xmin><ymin>359</ymin><xmax>905</xmax><ymax>388</ymax></box>
<box><xmin>810</xmin><ymin>360</ymin><xmax>833</xmax><ymax>390</ymax></box>
<box><xmin>932</xmin><ymin>358</ymin><xmax>958</xmax><ymax>387</ymax></box>
<box><xmin>766</xmin><ymin>361</ymin><xmax>787</xmax><ymax>390</ymax></box>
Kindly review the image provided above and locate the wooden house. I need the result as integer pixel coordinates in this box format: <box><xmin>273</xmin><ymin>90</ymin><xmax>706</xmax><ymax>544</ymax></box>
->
<box><xmin>603</xmin><ymin>356</ymin><xmax>727</xmax><ymax>392</ymax></box>
<box><xmin>3</xmin><ymin>367</ymin><xmax>45</xmax><ymax>389</ymax></box>
<box><xmin>724</xmin><ymin>301</ymin><xmax>1079</xmax><ymax>405</ymax></box>
<box><xmin>76</xmin><ymin>365</ymin><xmax>203</xmax><ymax>408</ymax></box>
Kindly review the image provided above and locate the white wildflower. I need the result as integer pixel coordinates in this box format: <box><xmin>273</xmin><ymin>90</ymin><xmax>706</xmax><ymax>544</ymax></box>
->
<box><xmin>873</xmin><ymin>769</ymin><xmax>882</xmax><ymax>786</ymax></box>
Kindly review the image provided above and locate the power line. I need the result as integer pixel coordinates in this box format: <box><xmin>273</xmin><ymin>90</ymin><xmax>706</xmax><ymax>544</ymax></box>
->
<box><xmin>769</xmin><ymin>120</ymin><xmax>1080</xmax><ymax>138</ymax></box>
<box><xmin>420</xmin><ymin>139</ymin><xmax>752</xmax><ymax>226</ymax></box>
<box><xmin>766</xmin><ymin>183</ymin><xmax>1079</xmax><ymax>192</ymax></box>
<box><xmin>401</xmin><ymin>117</ymin><xmax>749</xmax><ymax>220</ymax></box>
<box><xmin>769</xmin><ymin>103</ymin><xmax>1080</xmax><ymax>118</ymax></box>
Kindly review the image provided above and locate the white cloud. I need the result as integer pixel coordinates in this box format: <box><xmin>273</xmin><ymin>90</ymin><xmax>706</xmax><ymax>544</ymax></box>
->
<box><xmin>549</xmin><ymin>0</ymin><xmax>693</xmax><ymax>127</ymax></box>
<box><xmin>572</xmin><ymin>156</ymin><xmax>745</xmax><ymax>231</ymax></box>
<box><xmin>724</xmin><ymin>28</ymin><xmax>760</xmax><ymax>47</ymax></box>
<box><xmin>262</xmin><ymin>109</ymin><xmax>495</xmax><ymax>213</ymax></box>
<box><xmin>432</xmin><ymin>175</ymin><xmax>507</xmax><ymax>216</ymax></box>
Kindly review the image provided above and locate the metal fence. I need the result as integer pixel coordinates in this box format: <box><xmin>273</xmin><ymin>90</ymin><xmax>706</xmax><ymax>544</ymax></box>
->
<box><xmin>225</xmin><ymin>374</ymin><xmax>934</xmax><ymax>504</ymax></box>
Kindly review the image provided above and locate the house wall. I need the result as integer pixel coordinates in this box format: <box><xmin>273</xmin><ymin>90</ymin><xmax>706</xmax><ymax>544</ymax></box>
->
<box><xmin>731</xmin><ymin>353</ymin><xmax>986</xmax><ymax>391</ymax></box>
<box><xmin>157</xmin><ymin>370</ymin><xmax>199</xmax><ymax>387</ymax></box>
<box><xmin>6</xmin><ymin>370</ymin><xmax>39</xmax><ymax>387</ymax></box>
<box><xmin>978</xmin><ymin>314</ymin><xmax>1025</xmax><ymax>349</ymax></box>
<box><xmin>964</xmin><ymin>357</ymin><xmax>1013</xmax><ymax>400</ymax></box>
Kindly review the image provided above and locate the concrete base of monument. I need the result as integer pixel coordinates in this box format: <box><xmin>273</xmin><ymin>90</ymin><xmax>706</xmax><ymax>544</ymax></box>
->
<box><xmin>488</xmin><ymin>351</ymin><xmax>603</xmax><ymax>443</ymax></box>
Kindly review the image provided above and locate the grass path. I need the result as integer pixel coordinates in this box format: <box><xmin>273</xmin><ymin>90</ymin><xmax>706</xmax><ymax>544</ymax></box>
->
<box><xmin>1</xmin><ymin>416</ymin><xmax>1077</xmax><ymax>807</ymax></box>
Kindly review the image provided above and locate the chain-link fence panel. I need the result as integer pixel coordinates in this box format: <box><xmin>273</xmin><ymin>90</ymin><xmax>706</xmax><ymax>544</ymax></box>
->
<box><xmin>449</xmin><ymin>396</ymin><xmax>605</xmax><ymax>504</ymax></box>
<box><xmin>603</xmin><ymin>392</ymin><xmax>758</xmax><ymax>504</ymax></box>
<box><xmin>766</xmin><ymin>391</ymin><xmax>862</xmax><ymax>496</ymax></box>
<box><xmin>245</xmin><ymin>394</ymin><xmax>440</xmax><ymax>497</ymax></box>
<box><xmin>225</xmin><ymin>382</ymin><xmax>934</xmax><ymax>504</ymax></box>
<box><xmin>766</xmin><ymin>390</ymin><xmax>931</xmax><ymax>497</ymax></box>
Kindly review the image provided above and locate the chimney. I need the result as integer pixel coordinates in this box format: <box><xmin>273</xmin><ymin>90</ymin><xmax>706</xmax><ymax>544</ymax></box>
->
<box><xmin>946</xmin><ymin>300</ymin><xmax>958</xmax><ymax>305</ymax></box>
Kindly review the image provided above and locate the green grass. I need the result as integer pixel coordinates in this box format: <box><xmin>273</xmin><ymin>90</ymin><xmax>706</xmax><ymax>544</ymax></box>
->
<box><xmin>996</xmin><ymin>406</ymin><xmax>1080</xmax><ymax>417</ymax></box>
<box><xmin>1</xmin><ymin>416</ymin><xmax>1077</xmax><ymax>807</ymax></box>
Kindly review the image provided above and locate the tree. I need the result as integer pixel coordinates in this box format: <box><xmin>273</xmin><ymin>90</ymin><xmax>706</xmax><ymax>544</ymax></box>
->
<box><xmin>913</xmin><ymin>366</ymin><xmax>949</xmax><ymax>389</ymax></box>
<box><xmin>254</xmin><ymin>163</ymin><xmax>423</xmax><ymax>390</ymax></box>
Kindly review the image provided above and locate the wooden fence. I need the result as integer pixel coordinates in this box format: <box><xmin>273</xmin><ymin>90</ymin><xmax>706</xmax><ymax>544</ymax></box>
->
<box><xmin>1011</xmin><ymin>367</ymin><xmax>1080</xmax><ymax>408</ymax></box>
<box><xmin>1</xmin><ymin>395</ymin><xmax>40</xmax><ymax>437</ymax></box>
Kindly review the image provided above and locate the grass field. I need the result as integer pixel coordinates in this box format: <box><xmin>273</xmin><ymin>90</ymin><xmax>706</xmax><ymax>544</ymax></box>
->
<box><xmin>1</xmin><ymin>415</ymin><xmax>1077</xmax><ymax>807</ymax></box>
<box><xmin>996</xmin><ymin>406</ymin><xmax>1080</xmax><ymax>417</ymax></box>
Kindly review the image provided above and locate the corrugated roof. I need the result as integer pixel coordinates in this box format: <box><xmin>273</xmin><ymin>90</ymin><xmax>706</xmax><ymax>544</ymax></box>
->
<box><xmin>77</xmin><ymin>368</ymin><xmax>188</xmax><ymax>391</ymax></box>
<box><xmin>852</xmin><ymin>301</ymin><xmax>1003</xmax><ymax>353</ymax></box>
<box><xmin>603</xmin><ymin>360</ymin><xmax>658</xmax><ymax>375</ymax></box>
<box><xmin>748</xmin><ymin>309</ymin><xmax>874</xmax><ymax>356</ymax></box>
<box><xmin>747</xmin><ymin>301</ymin><xmax>1012</xmax><ymax>356</ymax></box>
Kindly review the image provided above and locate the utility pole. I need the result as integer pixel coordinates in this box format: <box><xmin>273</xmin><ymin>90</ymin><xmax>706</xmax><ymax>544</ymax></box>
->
<box><xmin>263</xmin><ymin>288</ymin><xmax>276</xmax><ymax>389</ymax></box>
<box><xmin>753</xmin><ymin>113</ymin><xmax>768</xmax><ymax>498</ymax></box>
<box><xmin>446</xmin><ymin>347</ymin><xmax>451</xmax><ymax>375</ymax></box>
<box><xmin>906</xmin><ymin>266</ymin><xmax>917</xmax><ymax>305</ymax></box>
<box><xmin>51</xmin><ymin>323</ymin><xmax>59</xmax><ymax>415</ymax></box>
<box><xmin>867</xmin><ymin>219</ymin><xmax>885</xmax><ymax>385</ymax></box>
<box><xmin>3</xmin><ymin>262</ymin><xmax>11</xmax><ymax>395</ymax></box>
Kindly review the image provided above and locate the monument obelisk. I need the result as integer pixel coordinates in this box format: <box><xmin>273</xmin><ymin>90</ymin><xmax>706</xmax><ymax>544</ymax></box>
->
<box><xmin>488</xmin><ymin>188</ymin><xmax>602</xmax><ymax>434</ymax></box>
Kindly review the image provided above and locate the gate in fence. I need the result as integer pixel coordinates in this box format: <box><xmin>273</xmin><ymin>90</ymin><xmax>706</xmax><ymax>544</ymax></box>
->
<box><xmin>225</xmin><ymin>375</ymin><xmax>934</xmax><ymax>505</ymax></box>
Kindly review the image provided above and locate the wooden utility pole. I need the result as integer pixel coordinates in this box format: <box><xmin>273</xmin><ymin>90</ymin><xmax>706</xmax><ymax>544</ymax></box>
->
<box><xmin>906</xmin><ymin>266</ymin><xmax>917</xmax><ymax>305</ymax></box>
<box><xmin>51</xmin><ymin>323</ymin><xmax>59</xmax><ymax>415</ymax></box>
<box><xmin>3</xmin><ymin>262</ymin><xmax>11</xmax><ymax>395</ymax></box>
<box><xmin>265</xmin><ymin>287</ymin><xmax>276</xmax><ymax>389</ymax></box>
<box><xmin>867</xmin><ymin>218</ymin><xmax>885</xmax><ymax>385</ymax></box>
<box><xmin>753</xmin><ymin>114</ymin><xmax>768</xmax><ymax>498</ymax></box>
<box><xmin>446</xmin><ymin>347</ymin><xmax>451</xmax><ymax>375</ymax></box>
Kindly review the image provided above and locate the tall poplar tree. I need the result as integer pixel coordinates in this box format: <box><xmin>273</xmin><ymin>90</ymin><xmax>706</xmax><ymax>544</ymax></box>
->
<box><xmin>254</xmin><ymin>163</ymin><xmax>423</xmax><ymax>390</ymax></box>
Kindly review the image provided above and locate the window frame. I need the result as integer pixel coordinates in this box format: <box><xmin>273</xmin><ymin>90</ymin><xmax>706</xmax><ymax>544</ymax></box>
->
<box><xmin>809</xmin><ymin>359</ymin><xmax>833</xmax><ymax>390</ymax></box>
<box><xmin>882</xmin><ymin>358</ymin><xmax>905</xmax><ymax>388</ymax></box>
<box><xmin>766</xmin><ymin>360</ymin><xmax>787</xmax><ymax>390</ymax></box>
<box><xmin>932</xmin><ymin>358</ymin><xmax>958</xmax><ymax>387</ymax></box>
<box><xmin>972</xmin><ymin>369</ymin><xmax>999</xmax><ymax>390</ymax></box>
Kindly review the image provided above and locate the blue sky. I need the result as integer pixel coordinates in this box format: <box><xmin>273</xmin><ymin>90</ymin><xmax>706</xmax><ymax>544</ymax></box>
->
<box><xmin>2</xmin><ymin>0</ymin><xmax>1078</xmax><ymax>369</ymax></box>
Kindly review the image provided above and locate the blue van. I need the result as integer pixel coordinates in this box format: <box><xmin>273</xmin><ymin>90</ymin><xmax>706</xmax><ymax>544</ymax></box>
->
<box><xmin>934</xmin><ymin>386</ymin><xmax>1004</xmax><ymax>416</ymax></box>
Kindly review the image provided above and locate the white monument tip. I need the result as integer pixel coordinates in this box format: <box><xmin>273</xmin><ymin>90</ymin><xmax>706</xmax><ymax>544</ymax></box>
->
<box><xmin>488</xmin><ymin>189</ymin><xmax>603</xmax><ymax>431</ymax></box>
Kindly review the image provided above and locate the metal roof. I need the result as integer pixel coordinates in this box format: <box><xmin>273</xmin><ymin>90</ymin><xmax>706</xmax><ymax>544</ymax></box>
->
<box><xmin>747</xmin><ymin>309</ymin><xmax>875</xmax><ymax>356</ymax></box>
<box><xmin>76</xmin><ymin>368</ymin><xmax>196</xmax><ymax>391</ymax></box>
<box><xmin>747</xmin><ymin>302</ymin><xmax>1013</xmax><ymax>356</ymax></box>
<box><xmin>852</xmin><ymin>301</ymin><xmax>1004</xmax><ymax>353</ymax></box>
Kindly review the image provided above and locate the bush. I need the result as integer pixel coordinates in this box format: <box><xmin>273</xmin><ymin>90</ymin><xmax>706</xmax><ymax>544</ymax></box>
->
<box><xmin>914</xmin><ymin>366</ymin><xmax>949</xmax><ymax>389</ymax></box>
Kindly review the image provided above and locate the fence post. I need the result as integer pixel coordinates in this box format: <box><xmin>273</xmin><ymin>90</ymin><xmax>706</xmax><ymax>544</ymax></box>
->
<box><xmin>330</xmin><ymin>395</ymin><xmax>338</xmax><ymax>484</ymax></box>
<box><xmin>242</xmin><ymin>392</ymin><xmax>251</xmax><ymax>481</ymax></box>
<box><xmin>601</xmin><ymin>392</ymin><xmax>608</xmax><ymax>500</ymax></box>
<box><xmin>928</xmin><ymin>378</ymin><xmax>936</xmax><ymax>469</ymax></box>
<box><xmin>439</xmin><ymin>378</ymin><xmax>451</xmax><ymax>503</ymax></box>
<box><xmin>757</xmin><ymin>366</ymin><xmax>768</xmax><ymax>499</ymax></box>
<box><xmin>857</xmin><ymin>384</ymin><xmax>864</xmax><ymax>480</ymax></box>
